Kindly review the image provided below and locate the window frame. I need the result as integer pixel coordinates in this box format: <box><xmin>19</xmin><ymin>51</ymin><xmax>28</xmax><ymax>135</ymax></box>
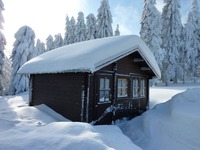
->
<box><xmin>140</xmin><ymin>79</ymin><xmax>146</xmax><ymax>97</ymax></box>
<box><xmin>132</xmin><ymin>78</ymin><xmax>139</xmax><ymax>98</ymax></box>
<box><xmin>131</xmin><ymin>76</ymin><xmax>147</xmax><ymax>99</ymax></box>
<box><xmin>98</xmin><ymin>76</ymin><xmax>111</xmax><ymax>103</ymax></box>
<box><xmin>117</xmin><ymin>76</ymin><xmax>129</xmax><ymax>99</ymax></box>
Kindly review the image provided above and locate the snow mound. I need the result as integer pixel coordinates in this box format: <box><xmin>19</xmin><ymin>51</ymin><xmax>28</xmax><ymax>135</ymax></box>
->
<box><xmin>36</xmin><ymin>104</ymin><xmax>69</xmax><ymax>121</ymax></box>
<box><xmin>120</xmin><ymin>88</ymin><xmax>200</xmax><ymax>150</ymax></box>
<box><xmin>170</xmin><ymin>88</ymin><xmax>200</xmax><ymax>120</ymax></box>
<box><xmin>0</xmin><ymin>92</ymin><xmax>141</xmax><ymax>150</ymax></box>
<box><xmin>0</xmin><ymin>122</ymin><xmax>113</xmax><ymax>150</ymax></box>
<box><xmin>95</xmin><ymin>125</ymin><xmax>142</xmax><ymax>150</ymax></box>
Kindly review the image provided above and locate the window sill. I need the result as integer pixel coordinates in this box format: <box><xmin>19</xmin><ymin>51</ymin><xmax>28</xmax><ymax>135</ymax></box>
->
<box><xmin>140</xmin><ymin>96</ymin><xmax>146</xmax><ymax>98</ymax></box>
<box><xmin>132</xmin><ymin>96</ymin><xmax>146</xmax><ymax>99</ymax></box>
<box><xmin>117</xmin><ymin>97</ymin><xmax>129</xmax><ymax>101</ymax></box>
<box><xmin>98</xmin><ymin>101</ymin><xmax>111</xmax><ymax>104</ymax></box>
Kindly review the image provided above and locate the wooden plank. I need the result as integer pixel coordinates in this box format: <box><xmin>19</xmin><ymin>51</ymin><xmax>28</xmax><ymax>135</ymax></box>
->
<box><xmin>133</xmin><ymin>58</ymin><xmax>144</xmax><ymax>62</ymax></box>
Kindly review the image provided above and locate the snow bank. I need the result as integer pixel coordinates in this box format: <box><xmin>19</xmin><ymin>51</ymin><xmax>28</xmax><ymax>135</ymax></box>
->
<box><xmin>0</xmin><ymin>122</ymin><xmax>114</xmax><ymax>150</ymax></box>
<box><xmin>0</xmin><ymin>122</ymin><xmax>142</xmax><ymax>150</ymax></box>
<box><xmin>149</xmin><ymin>86</ymin><xmax>186</xmax><ymax>108</ymax></box>
<box><xmin>0</xmin><ymin>92</ymin><xmax>141</xmax><ymax>150</ymax></box>
<box><xmin>120</xmin><ymin>88</ymin><xmax>200</xmax><ymax>150</ymax></box>
<box><xmin>95</xmin><ymin>125</ymin><xmax>142</xmax><ymax>150</ymax></box>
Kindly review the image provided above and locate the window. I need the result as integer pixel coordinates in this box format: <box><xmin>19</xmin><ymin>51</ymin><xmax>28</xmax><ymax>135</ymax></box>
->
<box><xmin>140</xmin><ymin>79</ymin><xmax>146</xmax><ymax>97</ymax></box>
<box><xmin>133</xmin><ymin>79</ymin><xmax>139</xmax><ymax>98</ymax></box>
<box><xmin>99</xmin><ymin>78</ymin><xmax>110</xmax><ymax>102</ymax></box>
<box><xmin>132</xmin><ymin>78</ymin><xmax>146</xmax><ymax>98</ymax></box>
<box><xmin>117</xmin><ymin>78</ymin><xmax>128</xmax><ymax>98</ymax></box>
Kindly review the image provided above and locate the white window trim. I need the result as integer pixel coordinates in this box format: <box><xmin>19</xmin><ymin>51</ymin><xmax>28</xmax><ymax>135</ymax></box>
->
<box><xmin>117</xmin><ymin>78</ymin><xmax>128</xmax><ymax>98</ymax></box>
<box><xmin>140</xmin><ymin>79</ymin><xmax>146</xmax><ymax>97</ymax></box>
<box><xmin>99</xmin><ymin>77</ymin><xmax>111</xmax><ymax>103</ymax></box>
<box><xmin>133</xmin><ymin>78</ymin><xmax>139</xmax><ymax>98</ymax></box>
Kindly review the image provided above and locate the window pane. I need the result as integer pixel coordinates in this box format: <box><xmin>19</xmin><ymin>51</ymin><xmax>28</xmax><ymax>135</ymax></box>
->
<box><xmin>118</xmin><ymin>87</ymin><xmax>121</xmax><ymax>97</ymax></box>
<box><xmin>105</xmin><ymin>79</ymin><xmax>109</xmax><ymax>90</ymax></box>
<box><xmin>100</xmin><ymin>78</ymin><xmax>104</xmax><ymax>90</ymax></box>
<box><xmin>105</xmin><ymin>91</ymin><xmax>109</xmax><ymax>101</ymax></box>
<box><xmin>99</xmin><ymin>91</ymin><xmax>105</xmax><ymax>102</ymax></box>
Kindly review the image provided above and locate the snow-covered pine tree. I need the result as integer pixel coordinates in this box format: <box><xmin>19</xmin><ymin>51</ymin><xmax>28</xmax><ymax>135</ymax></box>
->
<box><xmin>0</xmin><ymin>0</ymin><xmax>6</xmax><ymax>95</ymax></box>
<box><xmin>46</xmin><ymin>35</ymin><xmax>54</xmax><ymax>51</ymax></box>
<box><xmin>54</xmin><ymin>33</ymin><xmax>63</xmax><ymax>48</ymax></box>
<box><xmin>114</xmin><ymin>24</ymin><xmax>120</xmax><ymax>36</ymax></box>
<box><xmin>184</xmin><ymin>0</ymin><xmax>200</xmax><ymax>82</ymax></box>
<box><xmin>140</xmin><ymin>0</ymin><xmax>163</xmax><ymax>69</ymax></box>
<box><xmin>161</xmin><ymin>0</ymin><xmax>183</xmax><ymax>84</ymax></box>
<box><xmin>27</xmin><ymin>31</ymin><xmax>36</xmax><ymax>60</ymax></box>
<box><xmin>75</xmin><ymin>12</ymin><xmax>86</xmax><ymax>43</ymax></box>
<box><xmin>67</xmin><ymin>17</ymin><xmax>76</xmax><ymax>44</ymax></box>
<box><xmin>96</xmin><ymin>0</ymin><xmax>113</xmax><ymax>38</ymax></box>
<box><xmin>86</xmin><ymin>13</ymin><xmax>97</xmax><ymax>40</ymax></box>
<box><xmin>64</xmin><ymin>15</ymin><xmax>70</xmax><ymax>45</ymax></box>
<box><xmin>0</xmin><ymin>0</ymin><xmax>4</xmax><ymax>30</ymax></box>
<box><xmin>35</xmin><ymin>39</ymin><xmax>45</xmax><ymax>56</ymax></box>
<box><xmin>1</xmin><ymin>56</ymin><xmax>11</xmax><ymax>95</ymax></box>
<box><xmin>182</xmin><ymin>22</ymin><xmax>192</xmax><ymax>82</ymax></box>
<box><xmin>9</xmin><ymin>26</ymin><xmax>35</xmax><ymax>95</ymax></box>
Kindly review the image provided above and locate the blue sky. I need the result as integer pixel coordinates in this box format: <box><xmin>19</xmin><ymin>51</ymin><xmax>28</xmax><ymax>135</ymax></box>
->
<box><xmin>2</xmin><ymin>0</ymin><xmax>197</xmax><ymax>52</ymax></box>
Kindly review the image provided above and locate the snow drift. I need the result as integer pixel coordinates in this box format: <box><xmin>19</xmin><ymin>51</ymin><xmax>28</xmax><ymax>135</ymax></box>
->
<box><xmin>0</xmin><ymin>92</ymin><xmax>141</xmax><ymax>150</ymax></box>
<box><xmin>120</xmin><ymin>88</ymin><xmax>200</xmax><ymax>150</ymax></box>
<box><xmin>1</xmin><ymin>86</ymin><xmax>200</xmax><ymax>149</ymax></box>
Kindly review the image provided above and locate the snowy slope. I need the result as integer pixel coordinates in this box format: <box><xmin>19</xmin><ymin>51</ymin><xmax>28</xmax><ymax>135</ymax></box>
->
<box><xmin>120</xmin><ymin>88</ymin><xmax>200</xmax><ymax>150</ymax></box>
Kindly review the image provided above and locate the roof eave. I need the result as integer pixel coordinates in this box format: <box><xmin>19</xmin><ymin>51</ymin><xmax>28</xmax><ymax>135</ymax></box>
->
<box><xmin>137</xmin><ymin>47</ymin><xmax>161</xmax><ymax>79</ymax></box>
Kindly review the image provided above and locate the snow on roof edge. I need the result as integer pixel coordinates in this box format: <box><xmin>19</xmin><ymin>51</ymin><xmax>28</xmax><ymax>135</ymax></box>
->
<box><xmin>137</xmin><ymin>47</ymin><xmax>161</xmax><ymax>79</ymax></box>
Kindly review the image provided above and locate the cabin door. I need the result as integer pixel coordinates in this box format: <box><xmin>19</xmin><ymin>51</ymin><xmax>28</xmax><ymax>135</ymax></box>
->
<box><xmin>95</xmin><ymin>73</ymin><xmax>113</xmax><ymax>122</ymax></box>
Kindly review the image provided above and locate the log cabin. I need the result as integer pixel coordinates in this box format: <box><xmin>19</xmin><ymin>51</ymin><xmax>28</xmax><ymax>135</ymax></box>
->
<box><xmin>18</xmin><ymin>35</ymin><xmax>161</xmax><ymax>124</ymax></box>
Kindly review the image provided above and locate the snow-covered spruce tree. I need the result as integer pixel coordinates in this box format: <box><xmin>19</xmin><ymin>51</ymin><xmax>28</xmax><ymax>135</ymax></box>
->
<box><xmin>161</xmin><ymin>0</ymin><xmax>183</xmax><ymax>84</ymax></box>
<box><xmin>64</xmin><ymin>15</ymin><xmax>70</xmax><ymax>45</ymax></box>
<box><xmin>35</xmin><ymin>39</ymin><xmax>45</xmax><ymax>56</ymax></box>
<box><xmin>54</xmin><ymin>33</ymin><xmax>63</xmax><ymax>48</ymax></box>
<box><xmin>46</xmin><ymin>35</ymin><xmax>54</xmax><ymax>51</ymax></box>
<box><xmin>0</xmin><ymin>0</ymin><xmax>6</xmax><ymax>95</ymax></box>
<box><xmin>86</xmin><ymin>13</ymin><xmax>97</xmax><ymax>40</ymax></box>
<box><xmin>0</xmin><ymin>0</ymin><xmax>4</xmax><ymax>30</ymax></box>
<box><xmin>9</xmin><ymin>26</ymin><xmax>35</xmax><ymax>95</ymax></box>
<box><xmin>183</xmin><ymin>0</ymin><xmax>200</xmax><ymax>82</ymax></box>
<box><xmin>181</xmin><ymin>22</ymin><xmax>192</xmax><ymax>83</ymax></box>
<box><xmin>67</xmin><ymin>17</ymin><xmax>76</xmax><ymax>44</ymax></box>
<box><xmin>114</xmin><ymin>24</ymin><xmax>120</xmax><ymax>36</ymax></box>
<box><xmin>140</xmin><ymin>0</ymin><xmax>163</xmax><ymax>69</ymax></box>
<box><xmin>2</xmin><ymin>56</ymin><xmax>11</xmax><ymax>95</ymax></box>
<box><xmin>75</xmin><ymin>12</ymin><xmax>86</xmax><ymax>43</ymax></box>
<box><xmin>96</xmin><ymin>0</ymin><xmax>113</xmax><ymax>38</ymax></box>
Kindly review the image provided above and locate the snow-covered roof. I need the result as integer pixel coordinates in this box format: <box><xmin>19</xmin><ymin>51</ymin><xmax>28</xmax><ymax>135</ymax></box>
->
<box><xmin>18</xmin><ymin>35</ymin><xmax>161</xmax><ymax>78</ymax></box>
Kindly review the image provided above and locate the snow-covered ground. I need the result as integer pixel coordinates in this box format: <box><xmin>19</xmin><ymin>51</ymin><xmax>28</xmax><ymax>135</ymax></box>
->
<box><xmin>149</xmin><ymin>84</ymin><xmax>200</xmax><ymax>108</ymax></box>
<box><xmin>0</xmin><ymin>93</ymin><xmax>141</xmax><ymax>150</ymax></box>
<box><xmin>120</xmin><ymin>84</ymin><xmax>200</xmax><ymax>150</ymax></box>
<box><xmin>0</xmin><ymin>84</ymin><xmax>200</xmax><ymax>149</ymax></box>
